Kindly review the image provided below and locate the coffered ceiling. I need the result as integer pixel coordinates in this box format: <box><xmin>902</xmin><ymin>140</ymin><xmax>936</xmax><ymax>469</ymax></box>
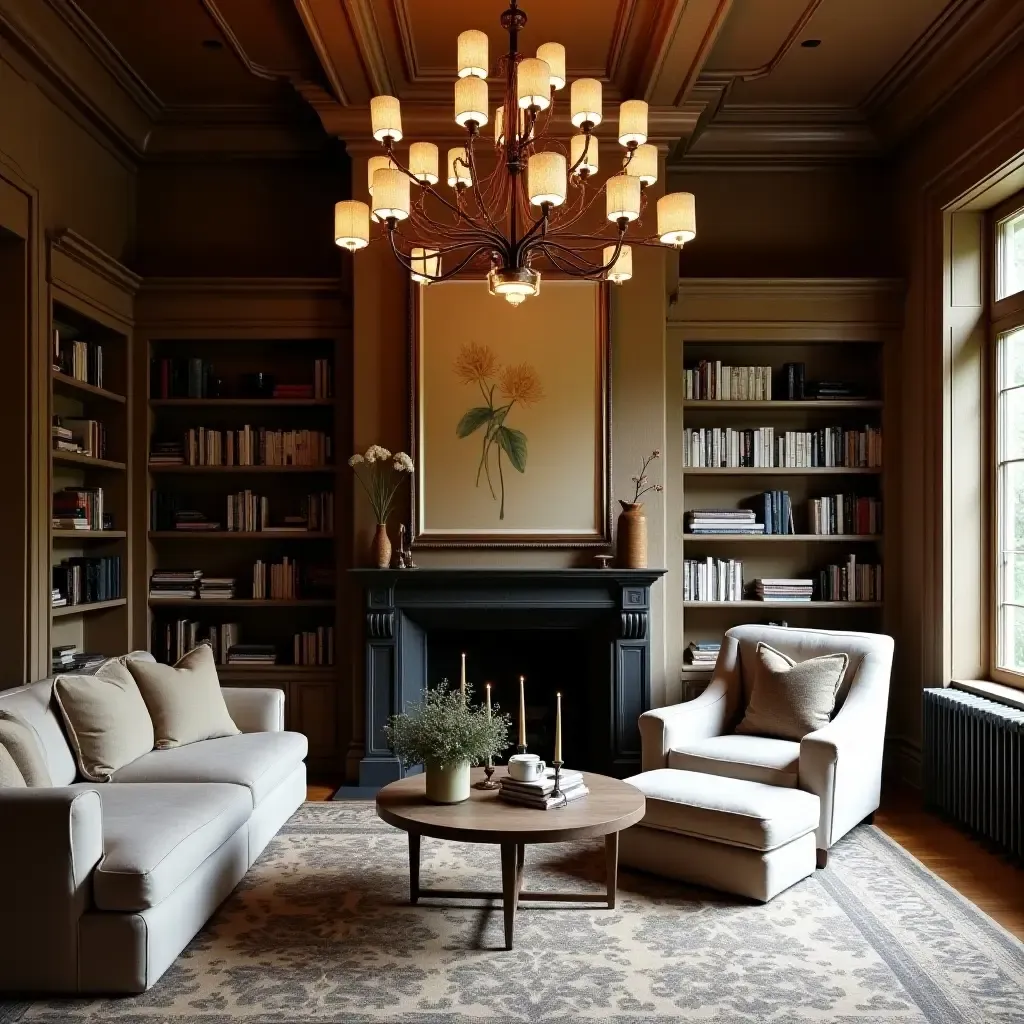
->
<box><xmin>26</xmin><ymin>0</ymin><xmax>1024</xmax><ymax>160</ymax></box>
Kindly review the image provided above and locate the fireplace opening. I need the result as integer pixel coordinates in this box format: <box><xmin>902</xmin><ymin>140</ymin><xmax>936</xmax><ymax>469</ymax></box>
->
<box><xmin>426</xmin><ymin>627</ymin><xmax>606</xmax><ymax>772</ymax></box>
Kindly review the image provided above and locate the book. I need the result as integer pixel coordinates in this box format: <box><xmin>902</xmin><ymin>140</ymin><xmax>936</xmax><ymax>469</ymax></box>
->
<box><xmin>498</xmin><ymin>782</ymin><xmax>590</xmax><ymax>809</ymax></box>
<box><xmin>498</xmin><ymin>768</ymin><xmax>584</xmax><ymax>796</ymax></box>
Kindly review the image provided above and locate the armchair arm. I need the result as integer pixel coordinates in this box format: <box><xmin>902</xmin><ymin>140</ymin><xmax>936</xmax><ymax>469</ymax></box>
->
<box><xmin>222</xmin><ymin>686</ymin><xmax>285</xmax><ymax>733</ymax></box>
<box><xmin>0</xmin><ymin>787</ymin><xmax>103</xmax><ymax>991</ymax></box>
<box><xmin>639</xmin><ymin>678</ymin><xmax>731</xmax><ymax>771</ymax></box>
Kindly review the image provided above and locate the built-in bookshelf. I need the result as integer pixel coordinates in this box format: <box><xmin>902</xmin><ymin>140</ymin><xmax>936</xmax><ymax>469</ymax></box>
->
<box><xmin>673</xmin><ymin>279</ymin><xmax>900</xmax><ymax>697</ymax></box>
<box><xmin>135</xmin><ymin>279</ymin><xmax>350</xmax><ymax>770</ymax></box>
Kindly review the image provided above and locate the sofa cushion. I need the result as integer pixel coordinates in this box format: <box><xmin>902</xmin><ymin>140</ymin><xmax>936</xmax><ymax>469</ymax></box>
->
<box><xmin>624</xmin><ymin>768</ymin><xmax>820</xmax><ymax>852</ymax></box>
<box><xmin>84</xmin><ymin>782</ymin><xmax>251</xmax><ymax>912</ymax></box>
<box><xmin>668</xmin><ymin>734</ymin><xmax>800</xmax><ymax>788</ymax></box>
<box><xmin>0</xmin><ymin>743</ymin><xmax>26</xmax><ymax>787</ymax></box>
<box><xmin>0</xmin><ymin>679</ymin><xmax>77</xmax><ymax>785</ymax></box>
<box><xmin>126</xmin><ymin>645</ymin><xmax>240</xmax><ymax>749</ymax></box>
<box><xmin>736</xmin><ymin>642</ymin><xmax>847</xmax><ymax>741</ymax></box>
<box><xmin>55</xmin><ymin>660</ymin><xmax>155</xmax><ymax>782</ymax></box>
<box><xmin>110</xmin><ymin>731</ymin><xmax>308</xmax><ymax>806</ymax></box>
<box><xmin>0</xmin><ymin>712</ymin><xmax>53</xmax><ymax>787</ymax></box>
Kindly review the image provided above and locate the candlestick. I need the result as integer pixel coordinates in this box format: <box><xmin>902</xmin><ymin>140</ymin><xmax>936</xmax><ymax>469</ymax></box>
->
<box><xmin>460</xmin><ymin>652</ymin><xmax>466</xmax><ymax>699</ymax></box>
<box><xmin>554</xmin><ymin>691</ymin><xmax>562</xmax><ymax>763</ymax></box>
<box><xmin>475</xmin><ymin>681</ymin><xmax>499</xmax><ymax>789</ymax></box>
<box><xmin>486</xmin><ymin>682</ymin><xmax>491</xmax><ymax>718</ymax></box>
<box><xmin>517</xmin><ymin>675</ymin><xmax>527</xmax><ymax>754</ymax></box>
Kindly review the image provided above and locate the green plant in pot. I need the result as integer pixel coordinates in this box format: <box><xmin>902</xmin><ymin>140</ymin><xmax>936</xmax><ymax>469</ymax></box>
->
<box><xmin>384</xmin><ymin>681</ymin><xmax>511</xmax><ymax>803</ymax></box>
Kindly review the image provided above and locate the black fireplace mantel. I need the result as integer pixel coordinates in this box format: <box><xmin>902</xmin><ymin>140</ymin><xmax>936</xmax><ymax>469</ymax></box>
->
<box><xmin>350</xmin><ymin>567</ymin><xmax>667</xmax><ymax>787</ymax></box>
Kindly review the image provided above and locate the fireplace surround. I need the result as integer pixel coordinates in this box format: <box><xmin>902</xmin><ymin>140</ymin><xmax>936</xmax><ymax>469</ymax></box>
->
<box><xmin>351</xmin><ymin>567</ymin><xmax>666</xmax><ymax>787</ymax></box>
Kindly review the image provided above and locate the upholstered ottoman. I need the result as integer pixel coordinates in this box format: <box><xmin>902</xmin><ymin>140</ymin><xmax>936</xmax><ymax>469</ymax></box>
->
<box><xmin>620</xmin><ymin>769</ymin><xmax>820</xmax><ymax>902</ymax></box>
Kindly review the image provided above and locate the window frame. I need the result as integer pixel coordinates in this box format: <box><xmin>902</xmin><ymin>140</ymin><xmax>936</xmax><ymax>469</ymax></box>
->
<box><xmin>988</xmin><ymin>188</ymin><xmax>1024</xmax><ymax>688</ymax></box>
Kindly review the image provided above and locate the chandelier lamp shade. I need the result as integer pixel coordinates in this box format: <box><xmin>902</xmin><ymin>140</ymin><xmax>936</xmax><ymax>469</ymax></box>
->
<box><xmin>335</xmin><ymin>0</ymin><xmax>697</xmax><ymax>305</ymax></box>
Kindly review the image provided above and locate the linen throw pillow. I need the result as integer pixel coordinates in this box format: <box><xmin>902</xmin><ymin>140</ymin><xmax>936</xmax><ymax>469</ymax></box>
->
<box><xmin>55</xmin><ymin>659</ymin><xmax>155</xmax><ymax>781</ymax></box>
<box><xmin>126</xmin><ymin>644</ymin><xmax>239</xmax><ymax>749</ymax></box>
<box><xmin>0</xmin><ymin>711</ymin><xmax>52</xmax><ymax>786</ymax></box>
<box><xmin>0</xmin><ymin>743</ymin><xmax>27</xmax><ymax>787</ymax></box>
<box><xmin>735</xmin><ymin>642</ymin><xmax>848</xmax><ymax>741</ymax></box>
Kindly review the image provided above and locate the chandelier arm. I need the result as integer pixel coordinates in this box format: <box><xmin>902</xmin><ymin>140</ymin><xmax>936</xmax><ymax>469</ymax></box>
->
<box><xmin>464</xmin><ymin>134</ymin><xmax>503</xmax><ymax>239</ymax></box>
<box><xmin>388</xmin><ymin>230</ymin><xmax>492</xmax><ymax>280</ymax></box>
<box><xmin>565</xmin><ymin>130</ymin><xmax>594</xmax><ymax>177</ymax></box>
<box><xmin>534</xmin><ymin>244</ymin><xmax>606</xmax><ymax>278</ymax></box>
<box><xmin>547</xmin><ymin>178</ymin><xmax>614</xmax><ymax>234</ymax></box>
<box><xmin>532</xmin><ymin>229</ymin><xmax>626</xmax><ymax>272</ymax></box>
<box><xmin>405</xmin><ymin>206</ymin><xmax>501</xmax><ymax>247</ymax></box>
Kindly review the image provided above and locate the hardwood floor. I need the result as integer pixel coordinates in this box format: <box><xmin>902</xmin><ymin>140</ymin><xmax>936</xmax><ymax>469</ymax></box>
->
<box><xmin>306</xmin><ymin>779</ymin><xmax>1024</xmax><ymax>940</ymax></box>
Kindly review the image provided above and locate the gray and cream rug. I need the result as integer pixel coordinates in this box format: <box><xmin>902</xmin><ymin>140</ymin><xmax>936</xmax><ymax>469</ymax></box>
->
<box><xmin>3</xmin><ymin>801</ymin><xmax>1023</xmax><ymax>1022</ymax></box>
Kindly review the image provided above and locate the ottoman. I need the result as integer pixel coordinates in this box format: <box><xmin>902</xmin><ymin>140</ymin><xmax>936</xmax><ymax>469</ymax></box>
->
<box><xmin>620</xmin><ymin>769</ymin><xmax>820</xmax><ymax>902</ymax></box>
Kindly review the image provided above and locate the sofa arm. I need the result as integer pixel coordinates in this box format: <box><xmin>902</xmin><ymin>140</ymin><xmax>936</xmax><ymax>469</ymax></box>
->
<box><xmin>0</xmin><ymin>787</ymin><xmax>103</xmax><ymax>991</ymax></box>
<box><xmin>639</xmin><ymin>678</ymin><xmax>732</xmax><ymax>771</ymax></box>
<box><xmin>222</xmin><ymin>686</ymin><xmax>285</xmax><ymax>733</ymax></box>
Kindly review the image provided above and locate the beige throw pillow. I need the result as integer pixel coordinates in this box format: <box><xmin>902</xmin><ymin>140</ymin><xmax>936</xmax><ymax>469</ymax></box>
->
<box><xmin>0</xmin><ymin>712</ymin><xmax>52</xmax><ymax>786</ymax></box>
<box><xmin>736</xmin><ymin>642</ymin><xmax>848</xmax><ymax>741</ymax></box>
<box><xmin>0</xmin><ymin>744</ymin><xmax>26</xmax><ymax>787</ymax></box>
<box><xmin>55</xmin><ymin>659</ymin><xmax>155</xmax><ymax>781</ymax></box>
<box><xmin>126</xmin><ymin>644</ymin><xmax>239</xmax><ymax>749</ymax></box>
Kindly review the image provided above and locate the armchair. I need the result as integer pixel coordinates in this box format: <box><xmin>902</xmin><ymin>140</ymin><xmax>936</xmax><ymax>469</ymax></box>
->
<box><xmin>641</xmin><ymin>624</ymin><xmax>893</xmax><ymax>862</ymax></box>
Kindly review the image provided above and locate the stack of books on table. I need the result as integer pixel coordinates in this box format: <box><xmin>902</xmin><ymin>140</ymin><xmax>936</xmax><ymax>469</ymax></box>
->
<box><xmin>686</xmin><ymin>509</ymin><xmax>764</xmax><ymax>535</ymax></box>
<box><xmin>199</xmin><ymin>577</ymin><xmax>236</xmax><ymax>600</ymax></box>
<box><xmin>150</xmin><ymin>569</ymin><xmax>202</xmax><ymax>600</ymax></box>
<box><xmin>685</xmin><ymin>641</ymin><xmax>720</xmax><ymax>667</ymax></box>
<box><xmin>753</xmin><ymin>578</ymin><xmax>814</xmax><ymax>602</ymax></box>
<box><xmin>226</xmin><ymin>644</ymin><xmax>277</xmax><ymax>666</ymax></box>
<box><xmin>498</xmin><ymin>768</ymin><xmax>589</xmax><ymax>810</ymax></box>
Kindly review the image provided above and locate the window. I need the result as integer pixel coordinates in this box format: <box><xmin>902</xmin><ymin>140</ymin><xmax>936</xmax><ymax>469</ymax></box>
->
<box><xmin>996</xmin><ymin>207</ymin><xmax>1024</xmax><ymax>300</ymax></box>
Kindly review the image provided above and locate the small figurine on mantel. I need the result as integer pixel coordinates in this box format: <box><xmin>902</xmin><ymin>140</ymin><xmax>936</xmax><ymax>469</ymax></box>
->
<box><xmin>396</xmin><ymin>524</ymin><xmax>417</xmax><ymax>569</ymax></box>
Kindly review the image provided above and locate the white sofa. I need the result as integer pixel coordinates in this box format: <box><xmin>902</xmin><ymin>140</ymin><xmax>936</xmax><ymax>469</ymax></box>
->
<box><xmin>0</xmin><ymin>654</ymin><xmax>307</xmax><ymax>994</ymax></box>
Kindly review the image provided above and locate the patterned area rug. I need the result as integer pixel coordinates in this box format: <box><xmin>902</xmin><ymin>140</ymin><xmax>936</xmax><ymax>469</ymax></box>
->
<box><xmin>3</xmin><ymin>801</ymin><xmax>1023</xmax><ymax>1023</ymax></box>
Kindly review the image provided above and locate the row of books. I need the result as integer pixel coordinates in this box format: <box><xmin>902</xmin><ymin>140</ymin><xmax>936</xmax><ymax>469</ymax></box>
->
<box><xmin>150</xmin><ymin>563</ymin><xmax>332</xmax><ymax>601</ymax></box>
<box><xmin>683</xmin><ymin>564</ymin><xmax>882</xmax><ymax>603</ymax></box>
<box><xmin>683</xmin><ymin>426</ymin><xmax>883</xmax><ymax>469</ymax></box>
<box><xmin>253</xmin><ymin>557</ymin><xmax>301</xmax><ymax>600</ymax></box>
<box><xmin>52</xmin><ymin>556</ymin><xmax>121</xmax><ymax>606</ymax></box>
<box><xmin>498</xmin><ymin>768</ymin><xmax>588</xmax><ymax>810</ymax></box>
<box><xmin>154</xmin><ymin>621</ymin><xmax>334</xmax><ymax>667</ymax></box>
<box><xmin>149</xmin><ymin>358</ymin><xmax>333</xmax><ymax>400</ymax></box>
<box><xmin>817</xmin><ymin>558</ymin><xmax>883</xmax><ymax>602</ymax></box>
<box><xmin>294</xmin><ymin>626</ymin><xmax>335</xmax><ymax>666</ymax></box>
<box><xmin>808</xmin><ymin>495</ymin><xmax>882</xmax><ymax>535</ymax></box>
<box><xmin>149</xmin><ymin>491</ymin><xmax>333</xmax><ymax>533</ymax></box>
<box><xmin>52</xmin><ymin>487</ymin><xmax>109</xmax><ymax>532</ymax></box>
<box><xmin>685</xmin><ymin>494</ymin><xmax>882</xmax><ymax>536</ymax></box>
<box><xmin>683</xmin><ymin>558</ymin><xmax>745</xmax><ymax>603</ymax></box>
<box><xmin>151</xmin><ymin>427</ymin><xmax>332</xmax><ymax>467</ymax></box>
<box><xmin>54</xmin><ymin>331</ymin><xmax>104</xmax><ymax>389</ymax></box>
<box><xmin>684</xmin><ymin>641</ymin><xmax>720</xmax><ymax>666</ymax></box>
<box><xmin>52</xmin><ymin>418</ymin><xmax>106</xmax><ymax>459</ymax></box>
<box><xmin>685</xmin><ymin>362</ymin><xmax>773</xmax><ymax>401</ymax></box>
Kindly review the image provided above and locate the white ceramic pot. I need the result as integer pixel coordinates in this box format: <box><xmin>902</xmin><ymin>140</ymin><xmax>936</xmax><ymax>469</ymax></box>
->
<box><xmin>424</xmin><ymin>760</ymin><xmax>471</xmax><ymax>804</ymax></box>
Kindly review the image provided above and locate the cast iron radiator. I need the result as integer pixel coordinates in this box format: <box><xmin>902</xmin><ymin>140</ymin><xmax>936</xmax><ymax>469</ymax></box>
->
<box><xmin>923</xmin><ymin>687</ymin><xmax>1023</xmax><ymax>860</ymax></box>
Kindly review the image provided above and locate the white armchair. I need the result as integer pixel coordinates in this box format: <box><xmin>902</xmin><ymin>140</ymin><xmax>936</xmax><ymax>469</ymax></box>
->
<box><xmin>640</xmin><ymin>624</ymin><xmax>894</xmax><ymax>864</ymax></box>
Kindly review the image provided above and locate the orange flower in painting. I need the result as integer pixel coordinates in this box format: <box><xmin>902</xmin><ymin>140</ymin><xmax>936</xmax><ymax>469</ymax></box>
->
<box><xmin>453</xmin><ymin>342</ymin><xmax>499</xmax><ymax>384</ymax></box>
<box><xmin>498</xmin><ymin>362</ymin><xmax>545</xmax><ymax>406</ymax></box>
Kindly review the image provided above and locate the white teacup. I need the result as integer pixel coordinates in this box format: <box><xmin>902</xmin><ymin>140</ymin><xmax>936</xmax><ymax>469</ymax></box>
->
<box><xmin>508</xmin><ymin>753</ymin><xmax>547</xmax><ymax>783</ymax></box>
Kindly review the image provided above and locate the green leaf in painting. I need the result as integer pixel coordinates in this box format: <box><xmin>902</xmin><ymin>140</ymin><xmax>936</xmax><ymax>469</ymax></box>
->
<box><xmin>496</xmin><ymin>425</ymin><xmax>527</xmax><ymax>472</ymax></box>
<box><xmin>456</xmin><ymin>406</ymin><xmax>494</xmax><ymax>438</ymax></box>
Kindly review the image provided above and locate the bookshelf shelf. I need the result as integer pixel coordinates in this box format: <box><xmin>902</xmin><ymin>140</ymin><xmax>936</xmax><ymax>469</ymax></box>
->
<box><xmin>149</xmin><ymin>398</ymin><xmax>333</xmax><ymax>408</ymax></box>
<box><xmin>683</xmin><ymin>399</ymin><xmax>882</xmax><ymax>410</ymax></box>
<box><xmin>53</xmin><ymin>530</ymin><xmax>127</xmax><ymax>540</ymax></box>
<box><xmin>52</xmin><ymin>371</ymin><xmax>126</xmax><ymax>405</ymax></box>
<box><xmin>52</xmin><ymin>598</ymin><xmax>127</xmax><ymax>618</ymax></box>
<box><xmin>148</xmin><ymin>531</ymin><xmax>333</xmax><ymax>540</ymax></box>
<box><xmin>148</xmin><ymin>464</ymin><xmax>334</xmax><ymax>474</ymax></box>
<box><xmin>683</xmin><ymin>467</ymin><xmax>881</xmax><ymax>476</ymax></box>
<box><xmin>148</xmin><ymin>598</ymin><xmax>336</xmax><ymax>608</ymax></box>
<box><xmin>52</xmin><ymin>451</ymin><xmax>126</xmax><ymax>471</ymax></box>
<box><xmin>682</xmin><ymin>601</ymin><xmax>883</xmax><ymax>609</ymax></box>
<box><xmin>217</xmin><ymin>665</ymin><xmax>334</xmax><ymax>678</ymax></box>
<box><xmin>684</xmin><ymin>533</ymin><xmax>882</xmax><ymax>543</ymax></box>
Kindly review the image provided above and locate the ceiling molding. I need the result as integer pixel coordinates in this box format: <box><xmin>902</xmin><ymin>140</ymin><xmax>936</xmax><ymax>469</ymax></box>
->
<box><xmin>671</xmin><ymin>0</ymin><xmax>733</xmax><ymax>106</ymax></box>
<box><xmin>292</xmin><ymin>0</ymin><xmax>348</xmax><ymax>103</ymax></box>
<box><xmin>343</xmin><ymin>0</ymin><xmax>393</xmax><ymax>96</ymax></box>
<box><xmin>50</xmin><ymin>228</ymin><xmax>142</xmax><ymax>294</ymax></box>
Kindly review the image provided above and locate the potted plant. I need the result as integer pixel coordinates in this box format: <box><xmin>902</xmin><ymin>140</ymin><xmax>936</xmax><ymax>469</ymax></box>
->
<box><xmin>384</xmin><ymin>681</ymin><xmax>511</xmax><ymax>803</ymax></box>
<box><xmin>348</xmin><ymin>445</ymin><xmax>415</xmax><ymax>567</ymax></box>
<box><xmin>617</xmin><ymin>450</ymin><xmax>663</xmax><ymax>569</ymax></box>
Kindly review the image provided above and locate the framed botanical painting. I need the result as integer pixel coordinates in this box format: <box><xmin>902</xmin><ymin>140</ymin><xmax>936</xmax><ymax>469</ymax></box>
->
<box><xmin>411</xmin><ymin>279</ymin><xmax>611</xmax><ymax>547</ymax></box>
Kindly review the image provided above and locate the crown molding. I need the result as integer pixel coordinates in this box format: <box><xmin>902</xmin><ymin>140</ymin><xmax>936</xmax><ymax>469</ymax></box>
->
<box><xmin>50</xmin><ymin>227</ymin><xmax>141</xmax><ymax>294</ymax></box>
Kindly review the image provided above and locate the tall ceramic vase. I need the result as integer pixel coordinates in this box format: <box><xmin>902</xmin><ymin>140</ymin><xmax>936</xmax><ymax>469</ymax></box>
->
<box><xmin>373</xmin><ymin>523</ymin><xmax>392</xmax><ymax>569</ymax></box>
<box><xmin>425</xmin><ymin>761</ymin><xmax>471</xmax><ymax>803</ymax></box>
<box><xmin>616</xmin><ymin>500</ymin><xmax>648</xmax><ymax>568</ymax></box>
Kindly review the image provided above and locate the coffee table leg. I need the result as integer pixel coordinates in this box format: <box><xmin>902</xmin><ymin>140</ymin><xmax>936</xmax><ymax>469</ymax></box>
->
<box><xmin>409</xmin><ymin>832</ymin><xmax>420</xmax><ymax>905</ymax></box>
<box><xmin>605</xmin><ymin>832</ymin><xmax>619</xmax><ymax>909</ymax></box>
<box><xmin>500</xmin><ymin>842</ymin><xmax>519</xmax><ymax>950</ymax></box>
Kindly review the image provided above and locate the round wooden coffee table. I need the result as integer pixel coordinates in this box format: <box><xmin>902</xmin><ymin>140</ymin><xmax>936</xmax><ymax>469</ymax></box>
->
<box><xmin>376</xmin><ymin>767</ymin><xmax>645</xmax><ymax>949</ymax></box>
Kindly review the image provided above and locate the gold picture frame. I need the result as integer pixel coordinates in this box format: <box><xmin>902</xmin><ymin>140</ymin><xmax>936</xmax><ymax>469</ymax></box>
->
<box><xmin>410</xmin><ymin>278</ymin><xmax>611</xmax><ymax>547</ymax></box>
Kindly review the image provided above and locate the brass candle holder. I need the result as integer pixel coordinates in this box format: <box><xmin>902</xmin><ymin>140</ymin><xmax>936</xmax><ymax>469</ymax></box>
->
<box><xmin>476</xmin><ymin>758</ymin><xmax>499</xmax><ymax>790</ymax></box>
<box><xmin>551</xmin><ymin>759</ymin><xmax>565</xmax><ymax>804</ymax></box>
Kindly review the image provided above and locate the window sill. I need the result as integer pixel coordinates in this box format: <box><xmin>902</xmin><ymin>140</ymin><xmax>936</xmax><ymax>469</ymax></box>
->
<box><xmin>951</xmin><ymin>679</ymin><xmax>1024</xmax><ymax>711</ymax></box>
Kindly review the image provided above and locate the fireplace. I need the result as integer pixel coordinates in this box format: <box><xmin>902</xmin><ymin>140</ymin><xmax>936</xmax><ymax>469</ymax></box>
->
<box><xmin>350</xmin><ymin>568</ymin><xmax>666</xmax><ymax>787</ymax></box>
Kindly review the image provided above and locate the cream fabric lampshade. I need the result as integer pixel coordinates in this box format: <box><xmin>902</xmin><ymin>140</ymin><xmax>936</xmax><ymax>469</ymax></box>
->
<box><xmin>367</xmin><ymin>155</ymin><xmax>393</xmax><ymax>195</ymax></box>
<box><xmin>618</xmin><ymin>100</ymin><xmax>648</xmax><ymax>147</ymax></box>
<box><xmin>536</xmin><ymin>42</ymin><xmax>566</xmax><ymax>90</ymax></box>
<box><xmin>528</xmin><ymin>152</ymin><xmax>567</xmax><ymax>206</ymax></box>
<box><xmin>658</xmin><ymin>191</ymin><xmax>696</xmax><ymax>245</ymax></box>
<box><xmin>625</xmin><ymin>143</ymin><xmax>658</xmax><ymax>186</ymax></box>
<box><xmin>457</xmin><ymin>29</ymin><xmax>488</xmax><ymax>79</ymax></box>
<box><xmin>447</xmin><ymin>147</ymin><xmax>472</xmax><ymax>187</ymax></box>
<box><xmin>455</xmin><ymin>77</ymin><xmax>488</xmax><ymax>128</ymax></box>
<box><xmin>334</xmin><ymin>201</ymin><xmax>370</xmax><ymax>251</ymax></box>
<box><xmin>495</xmin><ymin>106</ymin><xmax>505</xmax><ymax>145</ymax></box>
<box><xmin>606</xmin><ymin>174</ymin><xmax>641</xmax><ymax>222</ymax></box>
<box><xmin>603</xmin><ymin>244</ymin><xmax>632</xmax><ymax>283</ymax></box>
<box><xmin>372</xmin><ymin>167</ymin><xmax>410</xmax><ymax>221</ymax></box>
<box><xmin>410</xmin><ymin>247</ymin><xmax>440</xmax><ymax>283</ymax></box>
<box><xmin>571</xmin><ymin>78</ymin><xmax>602</xmax><ymax>127</ymax></box>
<box><xmin>370</xmin><ymin>95</ymin><xmax>402</xmax><ymax>142</ymax></box>
<box><xmin>570</xmin><ymin>134</ymin><xmax>598</xmax><ymax>176</ymax></box>
<box><xmin>409</xmin><ymin>142</ymin><xmax>439</xmax><ymax>185</ymax></box>
<box><xmin>517</xmin><ymin>57</ymin><xmax>552</xmax><ymax>111</ymax></box>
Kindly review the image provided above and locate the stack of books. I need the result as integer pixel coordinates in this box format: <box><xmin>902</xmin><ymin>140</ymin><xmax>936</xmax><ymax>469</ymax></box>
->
<box><xmin>53</xmin><ymin>487</ymin><xmax>104</xmax><ymax>531</ymax></box>
<box><xmin>51</xmin><ymin>587</ymin><xmax>67</xmax><ymax>608</ymax></box>
<box><xmin>226</xmin><ymin>644</ymin><xmax>277</xmax><ymax>666</ymax></box>
<box><xmin>813</xmin><ymin>381</ymin><xmax>864</xmax><ymax>400</ymax></box>
<box><xmin>52</xmin><ymin>644</ymin><xmax>77</xmax><ymax>671</ymax></box>
<box><xmin>685</xmin><ymin>641</ymin><xmax>720</xmax><ymax>667</ymax></box>
<box><xmin>54</xmin><ymin>418</ymin><xmax>106</xmax><ymax>458</ymax></box>
<box><xmin>149</xmin><ymin>569</ymin><xmax>202</xmax><ymax>600</ymax></box>
<box><xmin>273</xmin><ymin>383</ymin><xmax>313</xmax><ymax>400</ymax></box>
<box><xmin>684</xmin><ymin>557</ymin><xmax>744</xmax><ymax>602</ymax></box>
<box><xmin>754</xmin><ymin>578</ymin><xmax>814</xmax><ymax>602</ymax></box>
<box><xmin>51</xmin><ymin>647</ymin><xmax>104</xmax><ymax>673</ymax></box>
<box><xmin>199</xmin><ymin>577</ymin><xmax>236</xmax><ymax>600</ymax></box>
<box><xmin>746</xmin><ymin>491</ymin><xmax>794</xmax><ymax>535</ymax></box>
<box><xmin>498</xmin><ymin>767</ymin><xmax>589</xmax><ymax>809</ymax></box>
<box><xmin>686</xmin><ymin>509</ymin><xmax>763</xmax><ymax>535</ymax></box>
<box><xmin>173</xmin><ymin>509</ymin><xmax>220</xmax><ymax>532</ymax></box>
<box><xmin>150</xmin><ymin>440</ymin><xmax>185</xmax><ymax>465</ymax></box>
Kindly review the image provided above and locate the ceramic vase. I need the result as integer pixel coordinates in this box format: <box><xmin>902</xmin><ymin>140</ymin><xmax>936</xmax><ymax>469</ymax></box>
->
<box><xmin>424</xmin><ymin>760</ymin><xmax>471</xmax><ymax>803</ymax></box>
<box><xmin>373</xmin><ymin>523</ymin><xmax>392</xmax><ymax>569</ymax></box>
<box><xmin>616</xmin><ymin>500</ymin><xmax>648</xmax><ymax>568</ymax></box>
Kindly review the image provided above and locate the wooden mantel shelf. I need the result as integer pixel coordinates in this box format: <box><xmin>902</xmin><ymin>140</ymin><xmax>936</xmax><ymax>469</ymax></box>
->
<box><xmin>350</xmin><ymin>568</ymin><xmax>668</xmax><ymax>585</ymax></box>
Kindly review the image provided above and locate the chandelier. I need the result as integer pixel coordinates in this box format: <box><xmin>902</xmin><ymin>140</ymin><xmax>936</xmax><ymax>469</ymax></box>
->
<box><xmin>332</xmin><ymin>0</ymin><xmax>697</xmax><ymax>305</ymax></box>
